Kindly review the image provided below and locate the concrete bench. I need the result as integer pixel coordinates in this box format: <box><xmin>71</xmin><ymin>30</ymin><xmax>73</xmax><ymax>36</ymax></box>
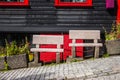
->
<box><xmin>69</xmin><ymin>30</ymin><xmax>103</xmax><ymax>58</ymax></box>
<box><xmin>30</xmin><ymin>35</ymin><xmax>64</xmax><ymax>65</ymax></box>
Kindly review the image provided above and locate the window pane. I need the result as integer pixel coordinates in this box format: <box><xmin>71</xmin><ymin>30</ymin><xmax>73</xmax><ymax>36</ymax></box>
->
<box><xmin>60</xmin><ymin>0</ymin><xmax>86</xmax><ymax>2</ymax></box>
<box><xmin>0</xmin><ymin>0</ymin><xmax>24</xmax><ymax>2</ymax></box>
<box><xmin>73</xmin><ymin>0</ymin><xmax>86</xmax><ymax>2</ymax></box>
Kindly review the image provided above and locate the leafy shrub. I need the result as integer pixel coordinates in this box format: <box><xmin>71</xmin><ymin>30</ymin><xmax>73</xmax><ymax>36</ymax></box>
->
<box><xmin>5</xmin><ymin>37</ymin><xmax>30</xmax><ymax>56</ymax></box>
<box><xmin>0</xmin><ymin>46</ymin><xmax>6</xmax><ymax>57</ymax></box>
<box><xmin>103</xmin><ymin>24</ymin><xmax>120</xmax><ymax>41</ymax></box>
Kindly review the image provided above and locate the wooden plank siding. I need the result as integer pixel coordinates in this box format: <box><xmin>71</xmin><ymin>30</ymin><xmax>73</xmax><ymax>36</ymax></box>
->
<box><xmin>0</xmin><ymin>0</ymin><xmax>117</xmax><ymax>32</ymax></box>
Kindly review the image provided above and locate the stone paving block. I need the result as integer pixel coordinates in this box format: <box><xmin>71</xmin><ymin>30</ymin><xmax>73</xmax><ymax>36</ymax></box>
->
<box><xmin>17</xmin><ymin>78</ymin><xmax>22</xmax><ymax>80</ymax></box>
<box><xmin>26</xmin><ymin>76</ymin><xmax>31</xmax><ymax>80</ymax></box>
<box><xmin>40</xmin><ymin>73</ymin><xmax>45</xmax><ymax>80</ymax></box>
<box><xmin>49</xmin><ymin>74</ymin><xmax>55</xmax><ymax>79</ymax></box>
<box><xmin>86</xmin><ymin>74</ymin><xmax>98</xmax><ymax>79</ymax></box>
<box><xmin>84</xmin><ymin>69</ymin><xmax>93</xmax><ymax>76</ymax></box>
<box><xmin>21</xmin><ymin>78</ymin><xmax>26</xmax><ymax>80</ymax></box>
<box><xmin>79</xmin><ymin>64</ymin><xmax>89</xmax><ymax>77</ymax></box>
<box><xmin>98</xmin><ymin>72</ymin><xmax>109</xmax><ymax>77</ymax></box>
<box><xmin>1</xmin><ymin>72</ymin><xmax>9</xmax><ymax>79</ymax></box>
<box><xmin>4</xmin><ymin>71</ymin><xmax>16</xmax><ymax>79</ymax></box>
<box><xmin>86</xmin><ymin>79</ymin><xmax>93</xmax><ymax>80</ymax></box>
<box><xmin>93</xmin><ymin>69</ymin><xmax>102</xmax><ymax>75</ymax></box>
<box><xmin>75</xmin><ymin>73</ymin><xmax>85</xmax><ymax>79</ymax></box>
<box><xmin>97</xmin><ymin>77</ymin><xmax>105</xmax><ymax>80</ymax></box>
<box><xmin>103</xmin><ymin>76</ymin><xmax>111</xmax><ymax>80</ymax></box>
<box><xmin>0</xmin><ymin>72</ymin><xmax>5</xmax><ymax>77</ymax></box>
<box><xmin>3</xmin><ymin>72</ymin><xmax>12</xmax><ymax>79</ymax></box>
<box><xmin>19</xmin><ymin>69</ymin><xmax>30</xmax><ymax>78</ymax></box>
<box><xmin>109</xmin><ymin>75</ymin><xmax>116</xmax><ymax>80</ymax></box>
<box><xmin>66</xmin><ymin>74</ymin><xmax>75</xmax><ymax>79</ymax></box>
<box><xmin>31</xmin><ymin>75</ymin><xmax>36</xmax><ymax>79</ymax></box>
<box><xmin>102</xmin><ymin>68</ymin><xmax>113</xmax><ymax>73</ymax></box>
<box><xmin>35</xmin><ymin>75</ymin><xmax>41</xmax><ymax>80</ymax></box>
<box><xmin>12</xmin><ymin>71</ymin><xmax>23</xmax><ymax>79</ymax></box>
<box><xmin>115</xmin><ymin>74</ymin><xmax>120</xmax><ymax>80</ymax></box>
<box><xmin>7</xmin><ymin>70</ymin><xmax>19</xmax><ymax>79</ymax></box>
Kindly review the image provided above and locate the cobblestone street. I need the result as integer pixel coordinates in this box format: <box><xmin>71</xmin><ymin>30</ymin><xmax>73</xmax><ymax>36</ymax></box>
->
<box><xmin>1</xmin><ymin>56</ymin><xmax>120</xmax><ymax>80</ymax></box>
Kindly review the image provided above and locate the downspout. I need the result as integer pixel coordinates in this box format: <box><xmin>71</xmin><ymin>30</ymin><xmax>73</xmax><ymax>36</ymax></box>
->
<box><xmin>117</xmin><ymin>0</ymin><xmax>120</xmax><ymax>24</ymax></box>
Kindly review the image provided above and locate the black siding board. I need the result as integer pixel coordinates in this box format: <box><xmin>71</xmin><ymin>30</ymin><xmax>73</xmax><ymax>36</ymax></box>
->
<box><xmin>0</xmin><ymin>25</ymin><xmax>106</xmax><ymax>33</ymax></box>
<box><xmin>0</xmin><ymin>0</ymin><xmax>117</xmax><ymax>33</ymax></box>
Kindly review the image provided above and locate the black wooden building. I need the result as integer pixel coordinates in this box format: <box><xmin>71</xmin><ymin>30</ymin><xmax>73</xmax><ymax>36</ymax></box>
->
<box><xmin>0</xmin><ymin>0</ymin><xmax>117</xmax><ymax>32</ymax></box>
<box><xmin>0</xmin><ymin>0</ymin><xmax>117</xmax><ymax>61</ymax></box>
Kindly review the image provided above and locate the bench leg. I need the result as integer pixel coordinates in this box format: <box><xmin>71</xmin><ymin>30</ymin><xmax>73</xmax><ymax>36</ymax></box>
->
<box><xmin>94</xmin><ymin>47</ymin><xmax>99</xmax><ymax>58</ymax></box>
<box><xmin>71</xmin><ymin>40</ymin><xmax>76</xmax><ymax>58</ymax></box>
<box><xmin>34</xmin><ymin>52</ymin><xmax>39</xmax><ymax>63</ymax></box>
<box><xmin>28</xmin><ymin>52</ymin><xmax>41</xmax><ymax>67</ymax></box>
<box><xmin>72</xmin><ymin>46</ymin><xmax>76</xmax><ymax>58</ymax></box>
<box><xmin>56</xmin><ymin>52</ymin><xmax>60</xmax><ymax>63</ymax></box>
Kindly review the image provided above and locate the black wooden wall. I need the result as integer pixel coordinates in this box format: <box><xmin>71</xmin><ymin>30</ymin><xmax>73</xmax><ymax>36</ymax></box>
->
<box><xmin>0</xmin><ymin>0</ymin><xmax>117</xmax><ymax>33</ymax></box>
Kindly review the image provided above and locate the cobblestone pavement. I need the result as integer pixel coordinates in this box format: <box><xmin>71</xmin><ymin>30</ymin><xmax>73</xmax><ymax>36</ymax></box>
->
<box><xmin>1</xmin><ymin>56</ymin><xmax>120</xmax><ymax>80</ymax></box>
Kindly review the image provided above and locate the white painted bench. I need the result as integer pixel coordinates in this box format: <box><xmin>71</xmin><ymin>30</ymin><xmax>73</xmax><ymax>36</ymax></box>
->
<box><xmin>69</xmin><ymin>30</ymin><xmax>103</xmax><ymax>58</ymax></box>
<box><xmin>30</xmin><ymin>35</ymin><xmax>64</xmax><ymax>64</ymax></box>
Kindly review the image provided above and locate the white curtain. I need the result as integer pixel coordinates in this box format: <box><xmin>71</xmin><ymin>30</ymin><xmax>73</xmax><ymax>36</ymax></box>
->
<box><xmin>73</xmin><ymin>0</ymin><xmax>86</xmax><ymax>2</ymax></box>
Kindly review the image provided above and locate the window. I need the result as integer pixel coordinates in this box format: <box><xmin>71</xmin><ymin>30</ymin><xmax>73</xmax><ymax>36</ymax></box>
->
<box><xmin>61</xmin><ymin>0</ymin><xmax>86</xmax><ymax>2</ymax></box>
<box><xmin>55</xmin><ymin>0</ymin><xmax>92</xmax><ymax>7</ymax></box>
<box><xmin>0</xmin><ymin>0</ymin><xmax>29</xmax><ymax>6</ymax></box>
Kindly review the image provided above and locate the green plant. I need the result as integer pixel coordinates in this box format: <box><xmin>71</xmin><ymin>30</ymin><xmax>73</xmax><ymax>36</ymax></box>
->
<box><xmin>102</xmin><ymin>53</ymin><xmax>109</xmax><ymax>58</ymax></box>
<box><xmin>103</xmin><ymin>24</ymin><xmax>120</xmax><ymax>41</ymax></box>
<box><xmin>0</xmin><ymin>62</ymin><xmax>9</xmax><ymax>71</ymax></box>
<box><xmin>5</xmin><ymin>37</ymin><xmax>30</xmax><ymax>56</ymax></box>
<box><xmin>0</xmin><ymin>46</ymin><xmax>6</xmax><ymax>57</ymax></box>
<box><xmin>18</xmin><ymin>37</ymin><xmax>30</xmax><ymax>54</ymax></box>
<box><xmin>5</xmin><ymin>40</ymin><xmax>19</xmax><ymax>56</ymax></box>
<box><xmin>4</xmin><ymin>62</ymin><xmax>8</xmax><ymax>71</ymax></box>
<box><xmin>0</xmin><ymin>47</ymin><xmax>7</xmax><ymax>71</ymax></box>
<box><xmin>72</xmin><ymin>58</ymin><xmax>77</xmax><ymax>62</ymax></box>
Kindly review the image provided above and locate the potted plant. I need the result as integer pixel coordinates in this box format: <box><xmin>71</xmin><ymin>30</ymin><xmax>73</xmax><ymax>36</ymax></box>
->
<box><xmin>6</xmin><ymin>37</ymin><xmax>29</xmax><ymax>69</ymax></box>
<box><xmin>104</xmin><ymin>24</ymin><xmax>120</xmax><ymax>55</ymax></box>
<box><xmin>0</xmin><ymin>46</ymin><xmax>6</xmax><ymax>70</ymax></box>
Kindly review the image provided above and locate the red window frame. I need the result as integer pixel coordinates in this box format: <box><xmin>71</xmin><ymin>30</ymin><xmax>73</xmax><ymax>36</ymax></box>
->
<box><xmin>55</xmin><ymin>0</ymin><xmax>92</xmax><ymax>7</ymax></box>
<box><xmin>0</xmin><ymin>0</ymin><xmax>29</xmax><ymax>6</ymax></box>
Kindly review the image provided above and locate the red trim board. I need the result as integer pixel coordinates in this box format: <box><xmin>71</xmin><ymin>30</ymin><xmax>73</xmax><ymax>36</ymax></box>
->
<box><xmin>0</xmin><ymin>0</ymin><xmax>29</xmax><ymax>6</ymax></box>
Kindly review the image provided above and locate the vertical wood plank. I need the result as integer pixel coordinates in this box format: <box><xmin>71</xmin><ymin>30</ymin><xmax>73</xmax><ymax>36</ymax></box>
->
<box><xmin>72</xmin><ymin>39</ymin><xmax>76</xmax><ymax>58</ymax></box>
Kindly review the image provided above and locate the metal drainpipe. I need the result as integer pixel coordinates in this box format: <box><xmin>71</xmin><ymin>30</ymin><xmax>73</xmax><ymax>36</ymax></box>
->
<box><xmin>117</xmin><ymin>0</ymin><xmax>120</xmax><ymax>24</ymax></box>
